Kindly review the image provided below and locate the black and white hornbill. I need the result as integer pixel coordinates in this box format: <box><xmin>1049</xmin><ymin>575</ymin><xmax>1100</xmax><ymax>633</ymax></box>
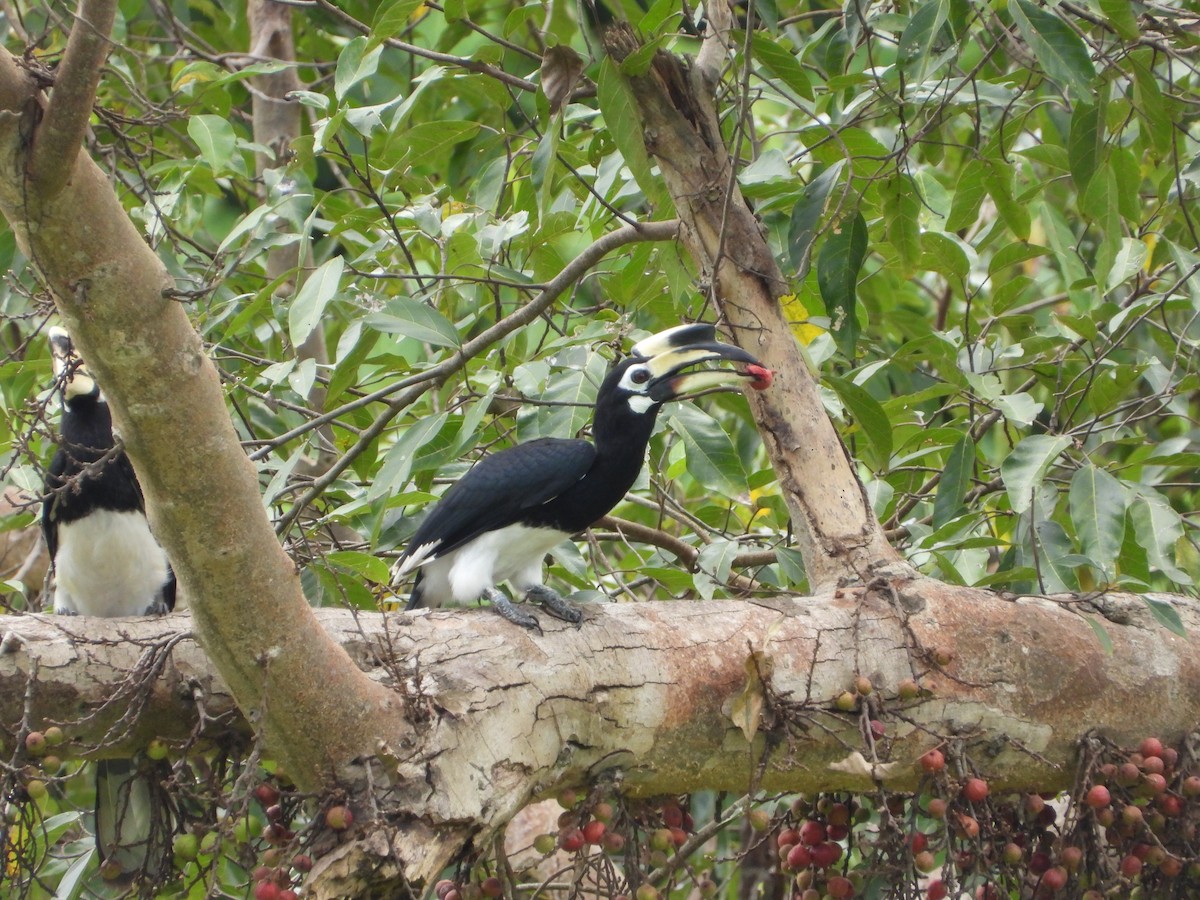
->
<box><xmin>390</xmin><ymin>323</ymin><xmax>773</xmax><ymax>629</ymax></box>
<box><xmin>42</xmin><ymin>326</ymin><xmax>176</xmax><ymax>882</ymax></box>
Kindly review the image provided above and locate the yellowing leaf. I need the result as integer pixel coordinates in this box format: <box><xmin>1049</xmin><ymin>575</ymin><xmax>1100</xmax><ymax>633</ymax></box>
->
<box><xmin>780</xmin><ymin>293</ymin><xmax>827</xmax><ymax>346</ymax></box>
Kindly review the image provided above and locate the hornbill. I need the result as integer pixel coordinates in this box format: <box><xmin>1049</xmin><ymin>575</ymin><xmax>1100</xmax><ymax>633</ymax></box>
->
<box><xmin>390</xmin><ymin>323</ymin><xmax>772</xmax><ymax>629</ymax></box>
<box><xmin>42</xmin><ymin>326</ymin><xmax>176</xmax><ymax>882</ymax></box>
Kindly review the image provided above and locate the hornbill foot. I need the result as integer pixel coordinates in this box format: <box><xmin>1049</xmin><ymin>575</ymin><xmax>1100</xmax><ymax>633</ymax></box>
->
<box><xmin>483</xmin><ymin>588</ymin><xmax>542</xmax><ymax>632</ymax></box>
<box><xmin>525</xmin><ymin>585</ymin><xmax>584</xmax><ymax>625</ymax></box>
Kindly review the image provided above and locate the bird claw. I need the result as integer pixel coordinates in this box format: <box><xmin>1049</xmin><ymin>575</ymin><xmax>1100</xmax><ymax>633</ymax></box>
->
<box><xmin>483</xmin><ymin>588</ymin><xmax>542</xmax><ymax>632</ymax></box>
<box><xmin>525</xmin><ymin>585</ymin><xmax>584</xmax><ymax>626</ymax></box>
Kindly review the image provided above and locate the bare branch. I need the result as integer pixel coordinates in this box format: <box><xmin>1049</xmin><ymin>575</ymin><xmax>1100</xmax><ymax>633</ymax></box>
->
<box><xmin>27</xmin><ymin>0</ymin><xmax>117</xmax><ymax>199</ymax></box>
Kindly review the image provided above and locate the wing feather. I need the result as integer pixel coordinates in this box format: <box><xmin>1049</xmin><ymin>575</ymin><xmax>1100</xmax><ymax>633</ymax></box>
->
<box><xmin>395</xmin><ymin>438</ymin><xmax>595</xmax><ymax>576</ymax></box>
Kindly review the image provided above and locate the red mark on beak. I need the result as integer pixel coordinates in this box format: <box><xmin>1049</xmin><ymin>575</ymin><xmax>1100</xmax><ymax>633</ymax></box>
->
<box><xmin>746</xmin><ymin>364</ymin><xmax>773</xmax><ymax>390</ymax></box>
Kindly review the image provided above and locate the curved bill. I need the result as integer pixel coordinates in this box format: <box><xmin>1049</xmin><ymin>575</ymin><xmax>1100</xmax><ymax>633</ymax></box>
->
<box><xmin>631</xmin><ymin>324</ymin><xmax>773</xmax><ymax>402</ymax></box>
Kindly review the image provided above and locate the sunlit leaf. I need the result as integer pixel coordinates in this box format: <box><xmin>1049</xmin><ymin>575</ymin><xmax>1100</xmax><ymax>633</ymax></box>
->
<box><xmin>371</xmin><ymin>412</ymin><xmax>450</xmax><ymax>499</ymax></box>
<box><xmin>1069</xmin><ymin>464</ymin><xmax>1127</xmax><ymax>572</ymax></box>
<box><xmin>334</xmin><ymin>36</ymin><xmax>383</xmax><ymax>100</ymax></box>
<box><xmin>367</xmin><ymin>299</ymin><xmax>461</xmax><ymax>349</ymax></box>
<box><xmin>289</xmin><ymin>256</ymin><xmax>344</xmax><ymax>347</ymax></box>
<box><xmin>1010</xmin><ymin>0</ymin><xmax>1096</xmax><ymax>98</ymax></box>
<box><xmin>1001</xmin><ymin>435</ymin><xmax>1071</xmax><ymax>515</ymax></box>
<box><xmin>668</xmin><ymin>405</ymin><xmax>749</xmax><ymax>498</ymax></box>
<box><xmin>187</xmin><ymin>114</ymin><xmax>236</xmax><ymax>174</ymax></box>
<box><xmin>1131</xmin><ymin>493</ymin><xmax>1192</xmax><ymax>584</ymax></box>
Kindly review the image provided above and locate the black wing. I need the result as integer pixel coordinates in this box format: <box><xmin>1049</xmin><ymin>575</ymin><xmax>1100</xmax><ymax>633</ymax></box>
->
<box><xmin>401</xmin><ymin>437</ymin><xmax>596</xmax><ymax>563</ymax></box>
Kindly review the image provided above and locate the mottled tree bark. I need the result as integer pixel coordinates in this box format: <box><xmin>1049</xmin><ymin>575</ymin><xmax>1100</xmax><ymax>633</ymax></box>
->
<box><xmin>2</xmin><ymin>585</ymin><xmax>1198</xmax><ymax>896</ymax></box>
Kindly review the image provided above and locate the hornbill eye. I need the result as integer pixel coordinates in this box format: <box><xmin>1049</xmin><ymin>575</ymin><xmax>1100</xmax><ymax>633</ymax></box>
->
<box><xmin>630</xmin><ymin>367</ymin><xmax>651</xmax><ymax>385</ymax></box>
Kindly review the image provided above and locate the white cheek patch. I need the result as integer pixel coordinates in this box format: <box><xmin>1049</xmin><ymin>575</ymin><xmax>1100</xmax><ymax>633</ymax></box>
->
<box><xmin>627</xmin><ymin>395</ymin><xmax>655</xmax><ymax>414</ymax></box>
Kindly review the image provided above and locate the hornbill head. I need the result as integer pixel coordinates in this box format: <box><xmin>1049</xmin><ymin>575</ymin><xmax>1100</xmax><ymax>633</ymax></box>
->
<box><xmin>47</xmin><ymin>326</ymin><xmax>99</xmax><ymax>403</ymax></box>
<box><xmin>619</xmin><ymin>323</ymin><xmax>773</xmax><ymax>407</ymax></box>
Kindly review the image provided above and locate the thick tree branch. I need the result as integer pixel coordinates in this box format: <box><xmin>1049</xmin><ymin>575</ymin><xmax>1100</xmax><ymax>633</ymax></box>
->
<box><xmin>27</xmin><ymin>0</ymin><xmax>116</xmax><ymax>199</ymax></box>
<box><xmin>2</xmin><ymin>586</ymin><xmax>1198</xmax><ymax>895</ymax></box>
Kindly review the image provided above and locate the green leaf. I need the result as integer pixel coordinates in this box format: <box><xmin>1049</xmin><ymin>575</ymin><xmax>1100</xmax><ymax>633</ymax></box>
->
<box><xmin>919</xmin><ymin>232</ymin><xmax>970</xmax><ymax>280</ymax></box>
<box><xmin>370</xmin><ymin>412</ymin><xmax>450</xmax><ymax>499</ymax></box>
<box><xmin>370</xmin><ymin>0</ymin><xmax>428</xmax><ymax>48</ymax></box>
<box><xmin>326</xmin><ymin>550</ymin><xmax>392</xmax><ymax>585</ymax></box>
<box><xmin>1068</xmin><ymin>101</ymin><xmax>1104</xmax><ymax>193</ymax></box>
<box><xmin>980</xmin><ymin>160</ymin><xmax>1030</xmax><ymax>240</ymax></box>
<box><xmin>1106</xmin><ymin>238</ymin><xmax>1147</xmax><ymax>292</ymax></box>
<box><xmin>597</xmin><ymin>58</ymin><xmax>661</xmax><ymax>205</ymax></box>
<box><xmin>1111</xmin><ymin>146</ymin><xmax>1142</xmax><ymax>224</ymax></box>
<box><xmin>1097</xmin><ymin>0</ymin><xmax>1139</xmax><ymax>40</ymax></box>
<box><xmin>367</xmin><ymin>298</ymin><xmax>461</xmax><ymax>349</ymax></box>
<box><xmin>775</xmin><ymin>547</ymin><xmax>807</xmax><ymax>588</ymax></box>
<box><xmin>335</xmin><ymin>36</ymin><xmax>383</xmax><ymax>100</ymax></box>
<box><xmin>1010</xmin><ymin>0</ymin><xmax>1097</xmax><ymax>98</ymax></box>
<box><xmin>1069</xmin><ymin>464</ymin><xmax>1127</xmax><ymax>572</ymax></box>
<box><xmin>933</xmin><ymin>435</ymin><xmax>975</xmax><ymax>528</ymax></box>
<box><xmin>788</xmin><ymin>162</ymin><xmax>845</xmax><ymax>277</ymax></box>
<box><xmin>1145</xmin><ymin>596</ymin><xmax>1187</xmax><ymax>637</ymax></box>
<box><xmin>1082</xmin><ymin>168</ymin><xmax>1121</xmax><ymax>288</ymax></box>
<box><xmin>750</xmin><ymin>32</ymin><xmax>813</xmax><ymax>100</ymax></box>
<box><xmin>381</xmin><ymin>121</ymin><xmax>481</xmax><ymax>168</ymax></box>
<box><xmin>187</xmin><ymin>114</ymin><xmax>237</xmax><ymax>174</ymax></box>
<box><xmin>989</xmin><ymin>242</ymin><xmax>1049</xmax><ymax>278</ymax></box>
<box><xmin>618</xmin><ymin>35</ymin><xmax>667</xmax><ymax>77</ymax></box>
<box><xmin>289</xmin><ymin>256</ymin><xmax>344</xmax><ymax>347</ymax></box>
<box><xmin>1130</xmin><ymin>54</ymin><xmax>1172</xmax><ymax>156</ymax></box>
<box><xmin>827</xmin><ymin>376</ymin><xmax>892</xmax><ymax>470</ymax></box>
<box><xmin>1084</xmin><ymin>616</ymin><xmax>1114</xmax><ymax>654</ymax></box>
<box><xmin>697</xmin><ymin>539</ymin><xmax>739</xmax><ymax>584</ymax></box>
<box><xmin>1131</xmin><ymin>493</ymin><xmax>1192</xmax><ymax>584</ymax></box>
<box><xmin>994</xmin><ymin>393</ymin><xmax>1043</xmax><ymax>428</ymax></box>
<box><xmin>897</xmin><ymin>0</ymin><xmax>949</xmax><ymax>81</ymax></box>
<box><xmin>816</xmin><ymin>211</ymin><xmax>868</xmax><ymax>355</ymax></box>
<box><xmin>667</xmin><ymin>406</ymin><xmax>749</xmax><ymax>498</ymax></box>
<box><xmin>883</xmin><ymin>174</ymin><xmax>921</xmax><ymax>275</ymax></box>
<box><xmin>945</xmin><ymin>158</ymin><xmax>985</xmax><ymax>232</ymax></box>
<box><xmin>1001</xmin><ymin>434</ymin><xmax>1071</xmax><ymax>514</ymax></box>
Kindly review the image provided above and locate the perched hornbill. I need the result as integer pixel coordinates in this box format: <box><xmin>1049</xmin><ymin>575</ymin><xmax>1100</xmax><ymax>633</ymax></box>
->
<box><xmin>391</xmin><ymin>323</ymin><xmax>773</xmax><ymax>629</ymax></box>
<box><xmin>42</xmin><ymin>326</ymin><xmax>175</xmax><ymax>882</ymax></box>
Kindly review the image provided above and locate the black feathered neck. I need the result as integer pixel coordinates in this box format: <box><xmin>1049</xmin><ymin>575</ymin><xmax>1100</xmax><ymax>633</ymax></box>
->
<box><xmin>47</xmin><ymin>391</ymin><xmax>144</xmax><ymax>522</ymax></box>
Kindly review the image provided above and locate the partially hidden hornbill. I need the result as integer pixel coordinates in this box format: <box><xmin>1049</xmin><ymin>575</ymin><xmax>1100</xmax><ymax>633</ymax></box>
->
<box><xmin>390</xmin><ymin>323</ymin><xmax>773</xmax><ymax>629</ymax></box>
<box><xmin>42</xmin><ymin>326</ymin><xmax>176</xmax><ymax>883</ymax></box>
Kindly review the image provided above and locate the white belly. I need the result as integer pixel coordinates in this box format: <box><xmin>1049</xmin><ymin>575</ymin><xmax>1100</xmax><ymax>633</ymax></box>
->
<box><xmin>53</xmin><ymin>509</ymin><xmax>170</xmax><ymax>617</ymax></box>
<box><xmin>418</xmin><ymin>524</ymin><xmax>568</xmax><ymax>605</ymax></box>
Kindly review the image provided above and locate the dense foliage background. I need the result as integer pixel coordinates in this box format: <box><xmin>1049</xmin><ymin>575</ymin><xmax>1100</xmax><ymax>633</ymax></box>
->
<box><xmin>0</xmin><ymin>0</ymin><xmax>1198</xmax><ymax>896</ymax></box>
